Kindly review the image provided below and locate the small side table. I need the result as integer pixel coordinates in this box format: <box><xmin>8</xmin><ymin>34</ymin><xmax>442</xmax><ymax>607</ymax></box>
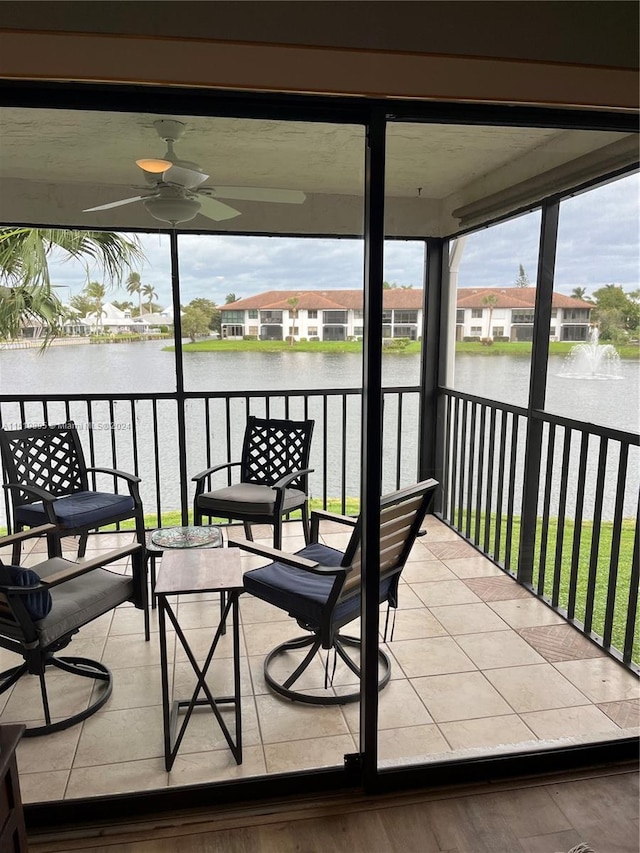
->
<box><xmin>146</xmin><ymin>525</ymin><xmax>223</xmax><ymax>609</ymax></box>
<box><xmin>156</xmin><ymin>547</ymin><xmax>244</xmax><ymax>771</ymax></box>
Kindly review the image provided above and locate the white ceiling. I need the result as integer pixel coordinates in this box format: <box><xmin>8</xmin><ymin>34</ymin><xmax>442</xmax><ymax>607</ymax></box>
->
<box><xmin>0</xmin><ymin>107</ymin><xmax>636</xmax><ymax>236</ymax></box>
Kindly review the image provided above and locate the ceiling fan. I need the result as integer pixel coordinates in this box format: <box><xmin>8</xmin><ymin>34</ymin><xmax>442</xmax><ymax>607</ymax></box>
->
<box><xmin>83</xmin><ymin>119</ymin><xmax>306</xmax><ymax>225</ymax></box>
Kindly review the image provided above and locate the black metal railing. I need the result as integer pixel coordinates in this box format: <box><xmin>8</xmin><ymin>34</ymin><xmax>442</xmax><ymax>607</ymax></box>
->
<box><xmin>439</xmin><ymin>388</ymin><xmax>639</xmax><ymax>670</ymax></box>
<box><xmin>0</xmin><ymin>386</ymin><xmax>421</xmax><ymax>532</ymax></box>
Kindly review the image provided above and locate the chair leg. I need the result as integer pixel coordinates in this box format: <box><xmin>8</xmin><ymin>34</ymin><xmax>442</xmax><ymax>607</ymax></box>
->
<box><xmin>77</xmin><ymin>532</ymin><xmax>89</xmax><ymax>558</ymax></box>
<box><xmin>243</xmin><ymin>521</ymin><xmax>254</xmax><ymax>541</ymax></box>
<box><xmin>273</xmin><ymin>518</ymin><xmax>282</xmax><ymax>550</ymax></box>
<box><xmin>11</xmin><ymin>527</ymin><xmax>23</xmax><ymax>565</ymax></box>
<box><xmin>301</xmin><ymin>504</ymin><xmax>311</xmax><ymax>544</ymax></box>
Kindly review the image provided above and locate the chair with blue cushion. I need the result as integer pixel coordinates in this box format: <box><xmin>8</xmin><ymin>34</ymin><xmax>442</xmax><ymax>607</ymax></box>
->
<box><xmin>0</xmin><ymin>523</ymin><xmax>147</xmax><ymax>735</ymax></box>
<box><xmin>193</xmin><ymin>415</ymin><xmax>314</xmax><ymax>549</ymax></box>
<box><xmin>0</xmin><ymin>421</ymin><xmax>146</xmax><ymax>566</ymax></box>
<box><xmin>231</xmin><ymin>479</ymin><xmax>438</xmax><ymax>705</ymax></box>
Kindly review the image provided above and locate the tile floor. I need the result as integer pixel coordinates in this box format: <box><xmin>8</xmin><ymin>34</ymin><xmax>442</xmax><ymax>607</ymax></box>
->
<box><xmin>1</xmin><ymin>516</ymin><xmax>638</xmax><ymax>803</ymax></box>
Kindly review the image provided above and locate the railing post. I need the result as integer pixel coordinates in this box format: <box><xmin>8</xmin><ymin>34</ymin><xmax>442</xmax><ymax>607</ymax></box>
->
<box><xmin>170</xmin><ymin>231</ymin><xmax>190</xmax><ymax>526</ymax></box>
<box><xmin>518</xmin><ymin>200</ymin><xmax>559</xmax><ymax>585</ymax></box>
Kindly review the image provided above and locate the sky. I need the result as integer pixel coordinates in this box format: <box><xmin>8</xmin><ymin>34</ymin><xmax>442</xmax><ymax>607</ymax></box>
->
<box><xmin>49</xmin><ymin>172</ymin><xmax>639</xmax><ymax>310</ymax></box>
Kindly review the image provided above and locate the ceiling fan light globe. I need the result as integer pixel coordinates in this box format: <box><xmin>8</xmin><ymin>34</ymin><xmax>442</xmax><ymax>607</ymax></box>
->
<box><xmin>143</xmin><ymin>196</ymin><xmax>201</xmax><ymax>225</ymax></box>
<box><xmin>136</xmin><ymin>158</ymin><xmax>173</xmax><ymax>174</ymax></box>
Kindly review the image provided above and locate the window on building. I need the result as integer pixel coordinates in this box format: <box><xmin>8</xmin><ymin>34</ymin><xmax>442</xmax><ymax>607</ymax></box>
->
<box><xmin>551</xmin><ymin>309</ymin><xmax>557</xmax><ymax>318</ymax></box>
<box><xmin>223</xmin><ymin>325</ymin><xmax>244</xmax><ymax>337</ymax></box>
<box><xmin>248</xmin><ymin>309</ymin><xmax>258</xmax><ymax>319</ymax></box>
<box><xmin>223</xmin><ymin>310</ymin><xmax>244</xmax><ymax>323</ymax></box>
<box><xmin>382</xmin><ymin>310</ymin><xmax>392</xmax><ymax>323</ymax></box>
<box><xmin>260</xmin><ymin>310</ymin><xmax>283</xmax><ymax>323</ymax></box>
<box><xmin>492</xmin><ymin>326</ymin><xmax>504</xmax><ymax>337</ymax></box>
<box><xmin>288</xmin><ymin>326</ymin><xmax>299</xmax><ymax>336</ymax></box>
<box><xmin>471</xmin><ymin>308</ymin><xmax>483</xmax><ymax>318</ymax></box>
<box><xmin>323</xmin><ymin>310</ymin><xmax>348</xmax><ymax>324</ymax></box>
<box><xmin>353</xmin><ymin>309</ymin><xmax>364</xmax><ymax>320</ymax></box>
<box><xmin>307</xmin><ymin>326</ymin><xmax>318</xmax><ymax>336</ymax></box>
<box><xmin>393</xmin><ymin>311</ymin><xmax>418</xmax><ymax>324</ymax></box>
<box><xmin>353</xmin><ymin>326</ymin><xmax>363</xmax><ymax>336</ymax></box>
<box><xmin>307</xmin><ymin>310</ymin><xmax>318</xmax><ymax>319</ymax></box>
<box><xmin>456</xmin><ymin>309</ymin><xmax>465</xmax><ymax>324</ymax></box>
<box><xmin>512</xmin><ymin>310</ymin><xmax>535</xmax><ymax>324</ymax></box>
<box><xmin>393</xmin><ymin>326</ymin><xmax>417</xmax><ymax>340</ymax></box>
<box><xmin>248</xmin><ymin>326</ymin><xmax>259</xmax><ymax>336</ymax></box>
<box><xmin>470</xmin><ymin>326</ymin><xmax>482</xmax><ymax>334</ymax></box>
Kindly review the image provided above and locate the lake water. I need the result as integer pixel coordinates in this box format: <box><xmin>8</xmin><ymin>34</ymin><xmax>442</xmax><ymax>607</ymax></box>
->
<box><xmin>1</xmin><ymin>341</ymin><xmax>638</xmax><ymax>522</ymax></box>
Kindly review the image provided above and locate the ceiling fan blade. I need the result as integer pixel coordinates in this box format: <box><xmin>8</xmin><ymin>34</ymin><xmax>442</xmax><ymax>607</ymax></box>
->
<box><xmin>83</xmin><ymin>196</ymin><xmax>148</xmax><ymax>212</ymax></box>
<box><xmin>209</xmin><ymin>187</ymin><xmax>306</xmax><ymax>204</ymax></box>
<box><xmin>163</xmin><ymin>165</ymin><xmax>209</xmax><ymax>189</ymax></box>
<box><xmin>198</xmin><ymin>195</ymin><xmax>242</xmax><ymax>222</ymax></box>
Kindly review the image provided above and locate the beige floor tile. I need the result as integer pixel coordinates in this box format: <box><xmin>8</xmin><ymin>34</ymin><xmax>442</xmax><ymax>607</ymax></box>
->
<box><xmin>172</xmin><ymin>657</ymin><xmax>252</xmax><ymax>699</ymax></box>
<box><xmin>1</xmin><ymin>667</ymin><xmax>96</xmax><ymax>726</ymax></box>
<box><xmin>402</xmin><ymin>559</ymin><xmax>456</xmax><ymax>582</ymax></box>
<box><xmin>396</xmin><ymin>585</ymin><xmax>429</xmax><ymax>609</ymax></box>
<box><xmin>20</xmin><ymin>769</ymin><xmax>70</xmax><ymax>804</ymax></box>
<box><xmin>173</xmin><ymin>598</ymin><xmax>228</xmax><ymax>631</ymax></box>
<box><xmin>65</xmin><ymin>758</ymin><xmax>168</xmax><ymax>799</ymax></box>
<box><xmin>411</xmin><ymin>671</ymin><xmax>512</xmax><ymax>722</ymax></box>
<box><xmin>485</xmin><ymin>664</ymin><xmax>590</xmax><ymax>712</ymax></box>
<box><xmin>63</xmin><ymin>635</ymin><xmax>109</xmax><ymax>662</ymax></box>
<box><xmin>173</xmin><ymin>625</ymin><xmax>243</xmax><ymax>662</ymax></box>
<box><xmin>242</xmin><ymin>618</ymin><xmax>301</xmax><ymax>657</ymax></box>
<box><xmin>392</xmin><ymin>637</ymin><xmax>476</xmax><ymax>678</ymax></box>
<box><xmin>17</xmin><ymin>725</ymin><xmax>81</xmax><ymax>773</ymax></box>
<box><xmin>110</xmin><ymin>605</ymin><xmax>157</xmax><ymax>635</ymax></box>
<box><xmin>73</xmin><ymin>705</ymin><xmax>165</xmax><ymax>766</ymax></box>
<box><xmin>521</xmin><ymin>705</ymin><xmax>622</xmax><ymax>739</ymax></box>
<box><xmin>254</xmin><ymin>691</ymin><xmax>350</xmax><ymax>744</ymax></box>
<box><xmin>240</xmin><ymin>594</ymin><xmax>284</xmax><ymax>624</ymax></box>
<box><xmin>421</xmin><ymin>519</ymin><xmax>464</xmax><ymax>542</ymax></box>
<box><xmin>248</xmin><ymin>649</ymin><xmax>335</xmax><ymax>696</ymax></box>
<box><xmin>265</xmin><ymin>734</ymin><xmax>356</xmax><ymax>774</ymax></box>
<box><xmin>341</xmin><ymin>678</ymin><xmax>433</xmax><ymax>733</ymax></box>
<box><xmin>176</xmin><ymin>694</ymin><xmax>261</xmax><ymax>752</ymax></box>
<box><xmin>75</xmin><ymin>610</ymin><xmax>116</xmax><ymax>638</ymax></box>
<box><xmin>168</xmin><ymin>744</ymin><xmax>267</xmax><ymax>786</ymax></box>
<box><xmin>411</xmin><ymin>580</ymin><xmax>482</xmax><ymax>607</ymax></box>
<box><xmin>441</xmin><ymin>555</ymin><xmax>504</xmax><ymax>578</ymax></box>
<box><xmin>439</xmin><ymin>714</ymin><xmax>535</xmax><ymax>751</ymax></box>
<box><xmin>102</xmin><ymin>633</ymin><xmax>163</xmax><ymax>669</ymax></box>
<box><xmin>377</xmin><ymin>723</ymin><xmax>451</xmax><ymax>764</ymax></box>
<box><xmin>429</xmin><ymin>602</ymin><xmax>510</xmax><ymax>635</ymax></box>
<box><xmin>488</xmin><ymin>598</ymin><xmax>565</xmax><ymax>629</ymax></box>
<box><xmin>553</xmin><ymin>658</ymin><xmax>640</xmax><ymax>703</ymax></box>
<box><xmin>384</xmin><ymin>607</ymin><xmax>448</xmax><ymax>641</ymax></box>
<box><xmin>455</xmin><ymin>630</ymin><xmax>546</xmax><ymax>669</ymax></box>
<box><xmin>101</xmin><ymin>664</ymin><xmax>163</xmax><ymax>711</ymax></box>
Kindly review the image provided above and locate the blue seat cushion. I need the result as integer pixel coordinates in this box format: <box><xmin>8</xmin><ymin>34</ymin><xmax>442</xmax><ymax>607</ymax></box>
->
<box><xmin>16</xmin><ymin>491</ymin><xmax>135</xmax><ymax>530</ymax></box>
<box><xmin>0</xmin><ymin>565</ymin><xmax>52</xmax><ymax>621</ymax></box>
<box><xmin>243</xmin><ymin>542</ymin><xmax>392</xmax><ymax>630</ymax></box>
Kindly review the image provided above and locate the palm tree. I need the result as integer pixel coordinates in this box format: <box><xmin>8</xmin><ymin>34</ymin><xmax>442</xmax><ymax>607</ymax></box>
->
<box><xmin>126</xmin><ymin>271</ymin><xmax>143</xmax><ymax>317</ymax></box>
<box><xmin>141</xmin><ymin>283</ymin><xmax>157</xmax><ymax>315</ymax></box>
<box><xmin>86</xmin><ymin>281</ymin><xmax>107</xmax><ymax>331</ymax></box>
<box><xmin>571</xmin><ymin>286</ymin><xmax>589</xmax><ymax>301</ymax></box>
<box><xmin>0</xmin><ymin>228</ymin><xmax>144</xmax><ymax>343</ymax></box>
<box><xmin>287</xmin><ymin>296</ymin><xmax>299</xmax><ymax>345</ymax></box>
<box><xmin>482</xmin><ymin>293</ymin><xmax>499</xmax><ymax>339</ymax></box>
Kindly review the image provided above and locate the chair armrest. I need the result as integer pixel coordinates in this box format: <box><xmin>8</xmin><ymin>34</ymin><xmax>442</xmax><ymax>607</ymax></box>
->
<box><xmin>87</xmin><ymin>467</ymin><xmax>142</xmax><ymax>485</ymax></box>
<box><xmin>40</xmin><ymin>543</ymin><xmax>142</xmax><ymax>587</ymax></box>
<box><xmin>3</xmin><ymin>482</ymin><xmax>57</xmax><ymax>503</ymax></box>
<box><xmin>0</xmin><ymin>523</ymin><xmax>57</xmax><ymax>548</ymax></box>
<box><xmin>228</xmin><ymin>537</ymin><xmax>351</xmax><ymax>577</ymax></box>
<box><xmin>271</xmin><ymin>468</ymin><xmax>314</xmax><ymax>491</ymax></box>
<box><xmin>192</xmin><ymin>461</ymin><xmax>240</xmax><ymax>483</ymax></box>
<box><xmin>311</xmin><ymin>509</ymin><xmax>357</xmax><ymax>526</ymax></box>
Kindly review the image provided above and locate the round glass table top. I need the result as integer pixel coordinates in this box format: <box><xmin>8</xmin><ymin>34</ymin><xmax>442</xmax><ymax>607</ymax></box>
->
<box><xmin>150</xmin><ymin>525</ymin><xmax>223</xmax><ymax>549</ymax></box>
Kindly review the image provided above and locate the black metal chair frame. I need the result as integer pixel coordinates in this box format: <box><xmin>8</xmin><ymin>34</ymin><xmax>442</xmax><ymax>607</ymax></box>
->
<box><xmin>193</xmin><ymin>415</ymin><xmax>314</xmax><ymax>549</ymax></box>
<box><xmin>231</xmin><ymin>479</ymin><xmax>438</xmax><ymax>706</ymax></box>
<box><xmin>0</xmin><ymin>524</ymin><xmax>148</xmax><ymax>736</ymax></box>
<box><xmin>0</xmin><ymin>421</ymin><xmax>147</xmax><ymax>566</ymax></box>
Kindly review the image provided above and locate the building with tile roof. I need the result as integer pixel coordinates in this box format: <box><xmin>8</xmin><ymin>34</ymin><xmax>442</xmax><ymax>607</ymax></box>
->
<box><xmin>221</xmin><ymin>288</ymin><xmax>592</xmax><ymax>342</ymax></box>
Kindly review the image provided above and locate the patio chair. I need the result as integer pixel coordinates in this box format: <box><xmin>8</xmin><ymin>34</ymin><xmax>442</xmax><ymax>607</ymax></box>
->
<box><xmin>193</xmin><ymin>415</ymin><xmax>314</xmax><ymax>548</ymax></box>
<box><xmin>230</xmin><ymin>478</ymin><xmax>438</xmax><ymax>705</ymax></box>
<box><xmin>0</xmin><ymin>421</ymin><xmax>147</xmax><ymax>566</ymax></box>
<box><xmin>0</xmin><ymin>523</ymin><xmax>148</xmax><ymax>736</ymax></box>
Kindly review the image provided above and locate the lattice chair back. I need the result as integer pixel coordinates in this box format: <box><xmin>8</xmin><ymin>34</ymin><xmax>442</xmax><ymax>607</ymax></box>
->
<box><xmin>240</xmin><ymin>416</ymin><xmax>314</xmax><ymax>493</ymax></box>
<box><xmin>0</xmin><ymin>422</ymin><xmax>88</xmax><ymax>507</ymax></box>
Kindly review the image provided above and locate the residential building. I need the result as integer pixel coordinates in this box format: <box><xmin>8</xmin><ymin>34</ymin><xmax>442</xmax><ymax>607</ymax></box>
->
<box><xmin>222</xmin><ymin>288</ymin><xmax>592</xmax><ymax>342</ymax></box>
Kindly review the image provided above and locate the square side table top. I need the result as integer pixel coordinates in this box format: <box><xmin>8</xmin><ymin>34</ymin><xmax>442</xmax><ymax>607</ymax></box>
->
<box><xmin>156</xmin><ymin>547</ymin><xmax>244</xmax><ymax>595</ymax></box>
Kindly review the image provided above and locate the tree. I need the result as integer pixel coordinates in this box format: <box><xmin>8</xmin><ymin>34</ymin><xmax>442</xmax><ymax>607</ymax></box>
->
<box><xmin>141</xmin><ymin>283</ymin><xmax>157</xmax><ymax>314</ymax></box>
<box><xmin>180</xmin><ymin>304</ymin><xmax>211</xmax><ymax>343</ymax></box>
<box><xmin>126</xmin><ymin>271</ymin><xmax>143</xmax><ymax>316</ymax></box>
<box><xmin>112</xmin><ymin>300</ymin><xmax>134</xmax><ymax>313</ymax></box>
<box><xmin>70</xmin><ymin>292</ymin><xmax>95</xmax><ymax>318</ymax></box>
<box><xmin>592</xmin><ymin>283</ymin><xmax>640</xmax><ymax>340</ymax></box>
<box><xmin>286</xmin><ymin>296</ymin><xmax>299</xmax><ymax>345</ymax></box>
<box><xmin>0</xmin><ymin>228</ymin><xmax>144</xmax><ymax>343</ymax></box>
<box><xmin>225</xmin><ymin>292</ymin><xmax>238</xmax><ymax>304</ymax></box>
<box><xmin>86</xmin><ymin>281</ymin><xmax>106</xmax><ymax>331</ymax></box>
<box><xmin>571</xmin><ymin>286</ymin><xmax>589</xmax><ymax>301</ymax></box>
<box><xmin>481</xmin><ymin>293</ymin><xmax>498</xmax><ymax>339</ymax></box>
<box><xmin>188</xmin><ymin>297</ymin><xmax>220</xmax><ymax>334</ymax></box>
<box><xmin>514</xmin><ymin>264</ymin><xmax>531</xmax><ymax>287</ymax></box>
